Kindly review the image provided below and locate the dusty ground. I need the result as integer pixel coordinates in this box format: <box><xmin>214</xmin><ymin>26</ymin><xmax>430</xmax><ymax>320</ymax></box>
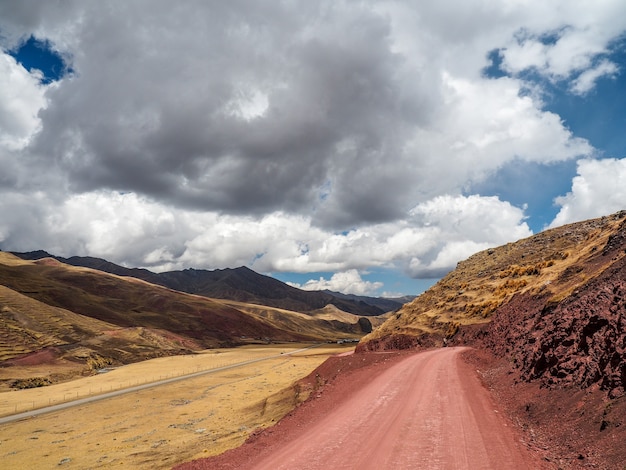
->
<box><xmin>4</xmin><ymin>342</ymin><xmax>622</xmax><ymax>469</ymax></box>
<box><xmin>177</xmin><ymin>348</ymin><xmax>550</xmax><ymax>470</ymax></box>
<box><xmin>0</xmin><ymin>343</ymin><xmax>352</xmax><ymax>469</ymax></box>
<box><xmin>178</xmin><ymin>346</ymin><xmax>626</xmax><ymax>470</ymax></box>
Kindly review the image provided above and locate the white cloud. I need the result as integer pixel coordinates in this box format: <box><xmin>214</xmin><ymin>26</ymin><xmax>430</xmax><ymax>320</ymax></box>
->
<box><xmin>0</xmin><ymin>53</ymin><xmax>47</xmax><ymax>150</ymax></box>
<box><xmin>0</xmin><ymin>190</ymin><xmax>531</xmax><ymax>284</ymax></box>
<box><xmin>500</xmin><ymin>3</ymin><xmax>626</xmax><ymax>84</ymax></box>
<box><xmin>436</xmin><ymin>73</ymin><xmax>591</xmax><ymax>164</ymax></box>
<box><xmin>288</xmin><ymin>270</ymin><xmax>383</xmax><ymax>296</ymax></box>
<box><xmin>550</xmin><ymin>158</ymin><xmax>626</xmax><ymax>228</ymax></box>
<box><xmin>410</xmin><ymin>194</ymin><xmax>532</xmax><ymax>242</ymax></box>
<box><xmin>570</xmin><ymin>59</ymin><xmax>618</xmax><ymax>95</ymax></box>
<box><xmin>409</xmin><ymin>240</ymin><xmax>490</xmax><ymax>278</ymax></box>
<box><xmin>406</xmin><ymin>194</ymin><xmax>532</xmax><ymax>277</ymax></box>
<box><xmin>40</xmin><ymin>192</ymin><xmax>186</xmax><ymax>266</ymax></box>
<box><xmin>0</xmin><ymin>1</ymin><xmax>624</xmax><ymax>294</ymax></box>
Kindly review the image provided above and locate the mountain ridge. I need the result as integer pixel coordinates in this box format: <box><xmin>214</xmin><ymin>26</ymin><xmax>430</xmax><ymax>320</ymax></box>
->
<box><xmin>321</xmin><ymin>289</ymin><xmax>414</xmax><ymax>312</ymax></box>
<box><xmin>0</xmin><ymin>252</ymin><xmax>372</xmax><ymax>389</ymax></box>
<box><xmin>11</xmin><ymin>251</ymin><xmax>397</xmax><ymax>316</ymax></box>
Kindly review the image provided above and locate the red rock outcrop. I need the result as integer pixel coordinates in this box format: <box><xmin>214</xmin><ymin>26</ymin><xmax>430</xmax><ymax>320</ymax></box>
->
<box><xmin>487</xmin><ymin>231</ymin><xmax>626</xmax><ymax>398</ymax></box>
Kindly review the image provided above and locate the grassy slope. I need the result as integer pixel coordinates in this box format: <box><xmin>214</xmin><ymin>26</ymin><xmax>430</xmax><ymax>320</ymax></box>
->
<box><xmin>0</xmin><ymin>284</ymin><xmax>118</xmax><ymax>362</ymax></box>
<box><xmin>0</xmin><ymin>253</ymin><xmax>363</xmax><ymax>372</ymax></box>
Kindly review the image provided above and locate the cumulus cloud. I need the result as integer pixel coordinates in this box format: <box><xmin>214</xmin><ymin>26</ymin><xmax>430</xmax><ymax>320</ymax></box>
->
<box><xmin>288</xmin><ymin>270</ymin><xmax>383</xmax><ymax>296</ymax></box>
<box><xmin>0</xmin><ymin>190</ymin><xmax>531</xmax><ymax>283</ymax></box>
<box><xmin>550</xmin><ymin>158</ymin><xmax>626</xmax><ymax>228</ymax></box>
<box><xmin>500</xmin><ymin>3</ymin><xmax>626</xmax><ymax>88</ymax></box>
<box><xmin>406</xmin><ymin>195</ymin><xmax>532</xmax><ymax>277</ymax></box>
<box><xmin>1</xmin><ymin>2</ymin><xmax>606</xmax><ymax>226</ymax></box>
<box><xmin>0</xmin><ymin>53</ymin><xmax>47</xmax><ymax>150</ymax></box>
<box><xmin>0</xmin><ymin>1</ymin><xmax>624</xmax><ymax>294</ymax></box>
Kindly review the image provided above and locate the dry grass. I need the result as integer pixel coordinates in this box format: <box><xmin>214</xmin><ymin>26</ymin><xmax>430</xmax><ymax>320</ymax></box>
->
<box><xmin>0</xmin><ymin>252</ymin><xmax>364</xmax><ymax>362</ymax></box>
<box><xmin>0</xmin><ymin>251</ymin><xmax>367</xmax><ymax>393</ymax></box>
<box><xmin>0</xmin><ymin>343</ymin><xmax>352</xmax><ymax>469</ymax></box>
<box><xmin>363</xmin><ymin>211</ymin><xmax>626</xmax><ymax>346</ymax></box>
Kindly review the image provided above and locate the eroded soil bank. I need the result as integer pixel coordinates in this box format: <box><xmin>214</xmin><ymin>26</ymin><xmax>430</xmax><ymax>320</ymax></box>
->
<box><xmin>465</xmin><ymin>348</ymin><xmax>626</xmax><ymax>470</ymax></box>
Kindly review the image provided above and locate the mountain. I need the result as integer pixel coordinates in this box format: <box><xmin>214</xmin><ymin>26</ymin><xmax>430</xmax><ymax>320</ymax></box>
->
<box><xmin>12</xmin><ymin>252</ymin><xmax>387</xmax><ymax>316</ymax></box>
<box><xmin>0</xmin><ymin>252</ymin><xmax>371</xmax><ymax>386</ymax></box>
<box><xmin>321</xmin><ymin>290</ymin><xmax>410</xmax><ymax>312</ymax></box>
<box><xmin>156</xmin><ymin>266</ymin><xmax>386</xmax><ymax>315</ymax></box>
<box><xmin>359</xmin><ymin>210</ymin><xmax>626</xmax><ymax>398</ymax></box>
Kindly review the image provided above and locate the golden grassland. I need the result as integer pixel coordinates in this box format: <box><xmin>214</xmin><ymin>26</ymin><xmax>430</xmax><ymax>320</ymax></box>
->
<box><xmin>0</xmin><ymin>343</ymin><xmax>352</xmax><ymax>469</ymax></box>
<box><xmin>0</xmin><ymin>251</ymin><xmax>366</xmax><ymax>372</ymax></box>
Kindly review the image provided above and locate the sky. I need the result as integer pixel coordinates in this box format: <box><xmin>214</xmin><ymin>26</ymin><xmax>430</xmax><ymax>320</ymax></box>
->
<box><xmin>0</xmin><ymin>1</ymin><xmax>625</xmax><ymax>297</ymax></box>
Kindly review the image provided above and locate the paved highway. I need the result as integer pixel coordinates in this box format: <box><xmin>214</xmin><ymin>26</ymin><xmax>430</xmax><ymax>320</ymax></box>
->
<box><xmin>0</xmin><ymin>344</ymin><xmax>323</xmax><ymax>425</ymax></box>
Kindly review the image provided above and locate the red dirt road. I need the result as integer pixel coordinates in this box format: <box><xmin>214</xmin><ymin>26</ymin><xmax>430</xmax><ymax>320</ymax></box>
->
<box><xmin>181</xmin><ymin>347</ymin><xmax>548</xmax><ymax>469</ymax></box>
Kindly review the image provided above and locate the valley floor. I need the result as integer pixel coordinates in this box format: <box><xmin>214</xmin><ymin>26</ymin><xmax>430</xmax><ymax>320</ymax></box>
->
<box><xmin>0</xmin><ymin>343</ymin><xmax>351</xmax><ymax>469</ymax></box>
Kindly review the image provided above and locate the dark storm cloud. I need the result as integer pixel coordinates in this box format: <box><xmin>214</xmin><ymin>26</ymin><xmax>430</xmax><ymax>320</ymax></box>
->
<box><xmin>22</xmin><ymin>1</ymin><xmax>422</xmax><ymax>228</ymax></box>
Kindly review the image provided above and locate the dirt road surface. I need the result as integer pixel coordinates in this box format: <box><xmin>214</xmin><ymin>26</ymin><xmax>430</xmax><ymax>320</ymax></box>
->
<box><xmin>179</xmin><ymin>347</ymin><xmax>548</xmax><ymax>469</ymax></box>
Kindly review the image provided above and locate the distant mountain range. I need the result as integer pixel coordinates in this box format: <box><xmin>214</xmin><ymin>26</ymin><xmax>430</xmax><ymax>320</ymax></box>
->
<box><xmin>11</xmin><ymin>251</ymin><xmax>407</xmax><ymax>316</ymax></box>
<box><xmin>0</xmin><ymin>250</ymin><xmax>389</xmax><ymax>379</ymax></box>
<box><xmin>321</xmin><ymin>290</ymin><xmax>415</xmax><ymax>313</ymax></box>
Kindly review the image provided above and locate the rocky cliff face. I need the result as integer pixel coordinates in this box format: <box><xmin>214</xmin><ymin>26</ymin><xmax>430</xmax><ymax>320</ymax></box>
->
<box><xmin>487</xmin><ymin>250</ymin><xmax>626</xmax><ymax>398</ymax></box>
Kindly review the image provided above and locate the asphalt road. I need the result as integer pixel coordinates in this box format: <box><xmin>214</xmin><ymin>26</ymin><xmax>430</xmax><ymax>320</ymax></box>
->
<box><xmin>0</xmin><ymin>344</ymin><xmax>323</xmax><ymax>425</ymax></box>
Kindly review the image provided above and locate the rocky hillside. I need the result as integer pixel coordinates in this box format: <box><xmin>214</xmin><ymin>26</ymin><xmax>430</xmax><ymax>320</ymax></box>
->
<box><xmin>359</xmin><ymin>211</ymin><xmax>626</xmax><ymax>397</ymax></box>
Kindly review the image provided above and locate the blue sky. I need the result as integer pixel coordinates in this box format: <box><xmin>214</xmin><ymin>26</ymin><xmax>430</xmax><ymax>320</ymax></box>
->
<box><xmin>9</xmin><ymin>36</ymin><xmax>67</xmax><ymax>84</ymax></box>
<box><xmin>1</xmin><ymin>1</ymin><xmax>625</xmax><ymax>297</ymax></box>
<box><xmin>472</xmin><ymin>37</ymin><xmax>626</xmax><ymax>233</ymax></box>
